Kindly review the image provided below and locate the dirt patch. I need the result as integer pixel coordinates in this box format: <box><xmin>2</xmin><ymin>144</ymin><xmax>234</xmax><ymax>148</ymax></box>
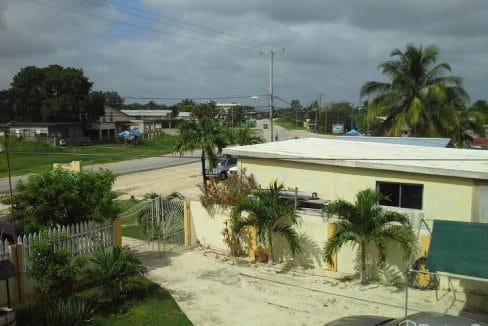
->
<box><xmin>140</xmin><ymin>248</ymin><xmax>488</xmax><ymax>326</ymax></box>
<box><xmin>114</xmin><ymin>162</ymin><xmax>202</xmax><ymax>200</ymax></box>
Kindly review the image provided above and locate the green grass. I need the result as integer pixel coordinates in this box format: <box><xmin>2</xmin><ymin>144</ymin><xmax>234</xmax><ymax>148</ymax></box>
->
<box><xmin>0</xmin><ymin>134</ymin><xmax>178</xmax><ymax>178</ymax></box>
<box><xmin>117</xmin><ymin>199</ymin><xmax>148</xmax><ymax>240</ymax></box>
<box><xmin>93</xmin><ymin>288</ymin><xmax>192</xmax><ymax>326</ymax></box>
<box><xmin>275</xmin><ymin>118</ymin><xmax>306</xmax><ymax>130</ymax></box>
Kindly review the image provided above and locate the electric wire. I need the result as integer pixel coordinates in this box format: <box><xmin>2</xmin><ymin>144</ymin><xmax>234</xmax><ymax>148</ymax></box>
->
<box><xmin>23</xmin><ymin>0</ymin><xmax>265</xmax><ymax>52</ymax></box>
<box><xmin>94</xmin><ymin>0</ymin><xmax>281</xmax><ymax>50</ymax></box>
<box><xmin>81</xmin><ymin>0</ymin><xmax>278</xmax><ymax>52</ymax></box>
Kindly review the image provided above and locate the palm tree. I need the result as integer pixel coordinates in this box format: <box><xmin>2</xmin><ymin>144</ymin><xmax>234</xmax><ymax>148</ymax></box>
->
<box><xmin>175</xmin><ymin>116</ymin><xmax>226</xmax><ymax>186</ymax></box>
<box><xmin>360</xmin><ymin>44</ymin><xmax>469</xmax><ymax>139</ymax></box>
<box><xmin>323</xmin><ymin>189</ymin><xmax>415</xmax><ymax>284</ymax></box>
<box><xmin>231</xmin><ymin>181</ymin><xmax>301</xmax><ymax>264</ymax></box>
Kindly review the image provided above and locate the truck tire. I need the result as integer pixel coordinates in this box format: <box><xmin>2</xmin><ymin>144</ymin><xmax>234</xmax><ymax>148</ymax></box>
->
<box><xmin>220</xmin><ymin>171</ymin><xmax>227</xmax><ymax>180</ymax></box>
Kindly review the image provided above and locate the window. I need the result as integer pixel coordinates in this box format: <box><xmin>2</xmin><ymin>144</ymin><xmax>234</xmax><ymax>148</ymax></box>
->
<box><xmin>377</xmin><ymin>182</ymin><xmax>423</xmax><ymax>209</ymax></box>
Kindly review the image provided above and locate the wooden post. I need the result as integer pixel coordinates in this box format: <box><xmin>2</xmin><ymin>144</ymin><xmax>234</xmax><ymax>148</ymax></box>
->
<box><xmin>326</xmin><ymin>223</ymin><xmax>338</xmax><ymax>272</ymax></box>
<box><xmin>9</xmin><ymin>243</ymin><xmax>24</xmax><ymax>304</ymax></box>
<box><xmin>113</xmin><ymin>218</ymin><xmax>122</xmax><ymax>248</ymax></box>
<box><xmin>294</xmin><ymin>187</ymin><xmax>298</xmax><ymax>209</ymax></box>
<box><xmin>184</xmin><ymin>200</ymin><xmax>192</xmax><ymax>246</ymax></box>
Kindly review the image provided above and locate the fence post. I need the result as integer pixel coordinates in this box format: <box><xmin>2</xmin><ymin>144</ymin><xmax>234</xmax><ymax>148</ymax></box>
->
<box><xmin>184</xmin><ymin>200</ymin><xmax>192</xmax><ymax>246</ymax></box>
<box><xmin>9</xmin><ymin>242</ymin><xmax>24</xmax><ymax>304</ymax></box>
<box><xmin>113</xmin><ymin>218</ymin><xmax>122</xmax><ymax>248</ymax></box>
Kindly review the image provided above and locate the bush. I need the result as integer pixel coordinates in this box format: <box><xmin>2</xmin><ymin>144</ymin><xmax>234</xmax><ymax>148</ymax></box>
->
<box><xmin>88</xmin><ymin>246</ymin><xmax>145</xmax><ymax>299</ymax></box>
<box><xmin>1</xmin><ymin>169</ymin><xmax>119</xmax><ymax>232</ymax></box>
<box><xmin>28</xmin><ymin>233</ymin><xmax>84</xmax><ymax>298</ymax></box>
<box><xmin>45</xmin><ymin>297</ymin><xmax>95</xmax><ymax>326</ymax></box>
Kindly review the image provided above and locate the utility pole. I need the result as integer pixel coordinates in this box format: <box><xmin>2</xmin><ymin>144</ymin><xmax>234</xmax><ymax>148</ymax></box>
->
<box><xmin>269</xmin><ymin>50</ymin><xmax>274</xmax><ymax>142</ymax></box>
<box><xmin>316</xmin><ymin>93</ymin><xmax>323</xmax><ymax>133</ymax></box>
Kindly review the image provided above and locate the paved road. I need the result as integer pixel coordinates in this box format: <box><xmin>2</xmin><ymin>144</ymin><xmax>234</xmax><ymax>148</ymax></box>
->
<box><xmin>0</xmin><ymin>153</ymin><xmax>200</xmax><ymax>194</ymax></box>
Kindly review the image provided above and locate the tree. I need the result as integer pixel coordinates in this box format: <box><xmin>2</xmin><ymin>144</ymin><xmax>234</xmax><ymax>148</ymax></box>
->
<box><xmin>103</xmin><ymin>91</ymin><xmax>124</xmax><ymax>108</ymax></box>
<box><xmin>230</xmin><ymin>126</ymin><xmax>263</xmax><ymax>145</ymax></box>
<box><xmin>290</xmin><ymin>100</ymin><xmax>302</xmax><ymax>127</ymax></box>
<box><xmin>174</xmin><ymin>104</ymin><xmax>226</xmax><ymax>186</ymax></box>
<box><xmin>360</xmin><ymin>44</ymin><xmax>469</xmax><ymax>139</ymax></box>
<box><xmin>0</xmin><ymin>90</ymin><xmax>13</xmax><ymax>123</ymax></box>
<box><xmin>7</xmin><ymin>65</ymin><xmax>104</xmax><ymax>122</ymax></box>
<box><xmin>231</xmin><ymin>181</ymin><xmax>301</xmax><ymax>264</ymax></box>
<box><xmin>1</xmin><ymin>169</ymin><xmax>119</xmax><ymax>232</ymax></box>
<box><xmin>323</xmin><ymin>189</ymin><xmax>415</xmax><ymax>284</ymax></box>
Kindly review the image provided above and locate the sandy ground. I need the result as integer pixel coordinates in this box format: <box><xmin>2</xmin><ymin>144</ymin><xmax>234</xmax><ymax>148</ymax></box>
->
<box><xmin>113</xmin><ymin>162</ymin><xmax>202</xmax><ymax>200</ymax></box>
<box><xmin>124</xmin><ymin>240</ymin><xmax>488</xmax><ymax>326</ymax></box>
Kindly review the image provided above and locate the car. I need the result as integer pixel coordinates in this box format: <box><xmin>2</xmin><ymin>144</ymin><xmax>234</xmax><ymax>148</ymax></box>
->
<box><xmin>326</xmin><ymin>312</ymin><xmax>488</xmax><ymax>326</ymax></box>
<box><xmin>263</xmin><ymin>123</ymin><xmax>268</xmax><ymax>129</ymax></box>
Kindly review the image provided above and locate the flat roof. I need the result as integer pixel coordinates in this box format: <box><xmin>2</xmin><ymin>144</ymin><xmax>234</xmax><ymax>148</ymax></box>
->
<box><xmin>336</xmin><ymin>136</ymin><xmax>451</xmax><ymax>148</ymax></box>
<box><xmin>120</xmin><ymin>110</ymin><xmax>172</xmax><ymax>117</ymax></box>
<box><xmin>223</xmin><ymin>138</ymin><xmax>488</xmax><ymax>180</ymax></box>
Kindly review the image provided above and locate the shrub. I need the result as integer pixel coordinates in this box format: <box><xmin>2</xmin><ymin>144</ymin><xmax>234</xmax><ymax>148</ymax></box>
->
<box><xmin>28</xmin><ymin>233</ymin><xmax>84</xmax><ymax>298</ymax></box>
<box><xmin>45</xmin><ymin>297</ymin><xmax>95</xmax><ymax>326</ymax></box>
<box><xmin>88</xmin><ymin>246</ymin><xmax>145</xmax><ymax>299</ymax></box>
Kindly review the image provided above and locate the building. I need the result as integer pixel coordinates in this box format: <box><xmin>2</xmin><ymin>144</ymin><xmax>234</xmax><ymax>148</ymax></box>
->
<box><xmin>224</xmin><ymin>138</ymin><xmax>488</xmax><ymax>224</ymax></box>
<box><xmin>0</xmin><ymin>122</ymin><xmax>87</xmax><ymax>145</ymax></box>
<box><xmin>86</xmin><ymin>107</ymin><xmax>174</xmax><ymax>140</ymax></box>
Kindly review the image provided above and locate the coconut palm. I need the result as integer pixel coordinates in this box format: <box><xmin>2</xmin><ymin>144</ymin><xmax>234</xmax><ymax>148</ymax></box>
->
<box><xmin>231</xmin><ymin>181</ymin><xmax>301</xmax><ymax>264</ymax></box>
<box><xmin>323</xmin><ymin>189</ymin><xmax>415</xmax><ymax>284</ymax></box>
<box><xmin>175</xmin><ymin>116</ymin><xmax>226</xmax><ymax>186</ymax></box>
<box><xmin>360</xmin><ymin>44</ymin><xmax>469</xmax><ymax>139</ymax></box>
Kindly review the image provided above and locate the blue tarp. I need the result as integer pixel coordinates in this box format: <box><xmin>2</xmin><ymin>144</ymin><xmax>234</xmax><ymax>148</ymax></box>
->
<box><xmin>129</xmin><ymin>130</ymin><xmax>142</xmax><ymax>137</ymax></box>
<box><xmin>345</xmin><ymin>129</ymin><xmax>362</xmax><ymax>136</ymax></box>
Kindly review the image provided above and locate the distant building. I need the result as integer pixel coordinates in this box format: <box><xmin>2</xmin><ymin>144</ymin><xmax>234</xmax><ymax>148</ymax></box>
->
<box><xmin>0</xmin><ymin>122</ymin><xmax>87</xmax><ymax>145</ymax></box>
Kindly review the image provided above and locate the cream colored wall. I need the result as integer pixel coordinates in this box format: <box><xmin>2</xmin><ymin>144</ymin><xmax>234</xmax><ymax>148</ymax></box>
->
<box><xmin>241</xmin><ymin>158</ymin><xmax>476</xmax><ymax>223</ymax></box>
<box><xmin>190</xmin><ymin>201</ymin><xmax>229</xmax><ymax>251</ymax></box>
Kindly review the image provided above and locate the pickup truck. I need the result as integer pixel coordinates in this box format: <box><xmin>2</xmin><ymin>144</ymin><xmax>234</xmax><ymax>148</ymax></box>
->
<box><xmin>205</xmin><ymin>155</ymin><xmax>238</xmax><ymax>180</ymax></box>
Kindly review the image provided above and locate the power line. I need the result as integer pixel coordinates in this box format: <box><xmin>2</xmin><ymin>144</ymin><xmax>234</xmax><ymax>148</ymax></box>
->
<box><xmin>95</xmin><ymin>0</ymin><xmax>281</xmax><ymax>50</ymax></box>
<box><xmin>24</xmin><ymin>0</ymin><xmax>264</xmax><ymax>52</ymax></box>
<box><xmin>81</xmin><ymin>0</ymin><xmax>278</xmax><ymax>52</ymax></box>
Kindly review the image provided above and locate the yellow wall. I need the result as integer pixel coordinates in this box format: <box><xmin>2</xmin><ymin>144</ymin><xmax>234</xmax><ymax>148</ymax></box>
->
<box><xmin>241</xmin><ymin>158</ymin><xmax>478</xmax><ymax>223</ymax></box>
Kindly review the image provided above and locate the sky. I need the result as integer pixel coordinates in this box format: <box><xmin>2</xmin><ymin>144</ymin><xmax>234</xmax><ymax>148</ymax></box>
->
<box><xmin>1</xmin><ymin>0</ymin><xmax>488</xmax><ymax>108</ymax></box>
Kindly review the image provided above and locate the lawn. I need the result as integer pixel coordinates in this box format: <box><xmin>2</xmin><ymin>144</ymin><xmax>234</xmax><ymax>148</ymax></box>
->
<box><xmin>118</xmin><ymin>199</ymin><xmax>148</xmax><ymax>240</ymax></box>
<box><xmin>93</xmin><ymin>287</ymin><xmax>192</xmax><ymax>326</ymax></box>
<box><xmin>0</xmin><ymin>134</ymin><xmax>178</xmax><ymax>178</ymax></box>
<box><xmin>275</xmin><ymin>118</ymin><xmax>306</xmax><ymax>130</ymax></box>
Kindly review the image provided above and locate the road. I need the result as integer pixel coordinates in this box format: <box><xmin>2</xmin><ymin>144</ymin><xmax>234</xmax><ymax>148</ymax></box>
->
<box><xmin>255</xmin><ymin>118</ymin><xmax>334</xmax><ymax>141</ymax></box>
<box><xmin>0</xmin><ymin>153</ymin><xmax>200</xmax><ymax>194</ymax></box>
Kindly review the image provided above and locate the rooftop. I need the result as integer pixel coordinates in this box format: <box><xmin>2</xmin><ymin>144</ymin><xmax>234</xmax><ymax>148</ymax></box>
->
<box><xmin>120</xmin><ymin>110</ymin><xmax>172</xmax><ymax>117</ymax></box>
<box><xmin>223</xmin><ymin>138</ymin><xmax>488</xmax><ymax>180</ymax></box>
<box><xmin>336</xmin><ymin>136</ymin><xmax>451</xmax><ymax>148</ymax></box>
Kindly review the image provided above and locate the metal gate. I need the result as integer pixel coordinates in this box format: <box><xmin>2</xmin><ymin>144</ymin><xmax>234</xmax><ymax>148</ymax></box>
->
<box><xmin>122</xmin><ymin>197</ymin><xmax>185</xmax><ymax>252</ymax></box>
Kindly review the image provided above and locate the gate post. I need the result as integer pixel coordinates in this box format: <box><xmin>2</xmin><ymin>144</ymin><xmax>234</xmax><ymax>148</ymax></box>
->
<box><xmin>113</xmin><ymin>218</ymin><xmax>122</xmax><ymax>248</ymax></box>
<box><xmin>184</xmin><ymin>200</ymin><xmax>192</xmax><ymax>245</ymax></box>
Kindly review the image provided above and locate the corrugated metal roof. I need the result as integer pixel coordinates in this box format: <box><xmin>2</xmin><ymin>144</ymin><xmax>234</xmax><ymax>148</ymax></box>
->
<box><xmin>120</xmin><ymin>110</ymin><xmax>172</xmax><ymax>117</ymax></box>
<box><xmin>223</xmin><ymin>137</ymin><xmax>488</xmax><ymax>180</ymax></box>
<box><xmin>337</xmin><ymin>136</ymin><xmax>451</xmax><ymax>148</ymax></box>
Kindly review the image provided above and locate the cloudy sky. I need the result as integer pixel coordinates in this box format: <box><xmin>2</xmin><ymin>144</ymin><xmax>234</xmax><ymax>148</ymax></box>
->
<box><xmin>1</xmin><ymin>0</ymin><xmax>488</xmax><ymax>107</ymax></box>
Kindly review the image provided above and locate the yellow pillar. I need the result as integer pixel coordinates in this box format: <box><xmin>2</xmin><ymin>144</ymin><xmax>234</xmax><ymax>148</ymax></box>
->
<box><xmin>326</xmin><ymin>223</ymin><xmax>338</xmax><ymax>272</ymax></box>
<box><xmin>184</xmin><ymin>200</ymin><xmax>192</xmax><ymax>246</ymax></box>
<box><xmin>248</xmin><ymin>226</ymin><xmax>257</xmax><ymax>259</ymax></box>
<box><xmin>113</xmin><ymin>217</ymin><xmax>122</xmax><ymax>248</ymax></box>
<box><xmin>418</xmin><ymin>234</ymin><xmax>432</xmax><ymax>287</ymax></box>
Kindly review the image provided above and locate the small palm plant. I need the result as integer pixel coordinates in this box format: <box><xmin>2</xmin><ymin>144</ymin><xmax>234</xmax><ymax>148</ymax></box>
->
<box><xmin>231</xmin><ymin>181</ymin><xmax>301</xmax><ymax>264</ymax></box>
<box><xmin>88</xmin><ymin>246</ymin><xmax>145</xmax><ymax>298</ymax></box>
<box><xmin>323</xmin><ymin>189</ymin><xmax>415</xmax><ymax>284</ymax></box>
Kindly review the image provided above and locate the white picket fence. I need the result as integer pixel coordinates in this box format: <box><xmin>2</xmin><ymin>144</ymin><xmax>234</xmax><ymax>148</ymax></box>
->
<box><xmin>1</xmin><ymin>221</ymin><xmax>114</xmax><ymax>272</ymax></box>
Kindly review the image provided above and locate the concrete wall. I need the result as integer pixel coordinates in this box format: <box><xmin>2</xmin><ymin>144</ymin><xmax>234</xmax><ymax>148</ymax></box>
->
<box><xmin>240</xmin><ymin>158</ymin><xmax>478</xmax><ymax>223</ymax></box>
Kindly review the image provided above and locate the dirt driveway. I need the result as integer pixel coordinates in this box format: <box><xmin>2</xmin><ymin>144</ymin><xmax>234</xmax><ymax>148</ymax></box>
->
<box><xmin>134</xmin><ymin>246</ymin><xmax>488</xmax><ymax>326</ymax></box>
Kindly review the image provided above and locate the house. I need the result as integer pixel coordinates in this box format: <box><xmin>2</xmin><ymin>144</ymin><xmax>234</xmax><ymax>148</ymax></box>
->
<box><xmin>85</xmin><ymin>106</ymin><xmax>131</xmax><ymax>140</ymax></box>
<box><xmin>0</xmin><ymin>122</ymin><xmax>87</xmax><ymax>145</ymax></box>
<box><xmin>120</xmin><ymin>109</ymin><xmax>173</xmax><ymax>131</ymax></box>
<box><xmin>86</xmin><ymin>107</ymin><xmax>174</xmax><ymax>140</ymax></box>
<box><xmin>223</xmin><ymin>137</ymin><xmax>488</xmax><ymax>224</ymax></box>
